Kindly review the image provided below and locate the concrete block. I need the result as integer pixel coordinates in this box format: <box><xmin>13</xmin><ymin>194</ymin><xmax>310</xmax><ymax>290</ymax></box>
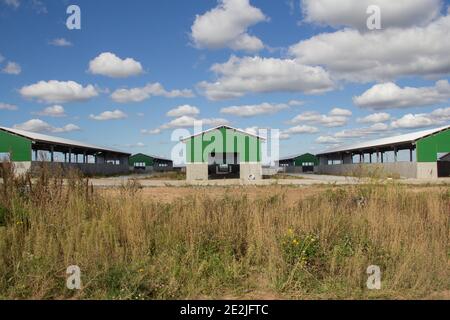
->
<box><xmin>416</xmin><ymin>162</ymin><xmax>438</xmax><ymax>179</ymax></box>
<box><xmin>240</xmin><ymin>163</ymin><xmax>262</xmax><ymax>183</ymax></box>
<box><xmin>186</xmin><ymin>163</ymin><xmax>208</xmax><ymax>181</ymax></box>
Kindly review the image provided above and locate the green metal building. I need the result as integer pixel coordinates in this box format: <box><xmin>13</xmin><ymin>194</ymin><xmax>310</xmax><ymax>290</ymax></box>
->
<box><xmin>129</xmin><ymin>153</ymin><xmax>173</xmax><ymax>172</ymax></box>
<box><xmin>277</xmin><ymin>153</ymin><xmax>319</xmax><ymax>173</ymax></box>
<box><xmin>316</xmin><ymin>125</ymin><xmax>450</xmax><ymax>179</ymax></box>
<box><xmin>180</xmin><ymin>125</ymin><xmax>265</xmax><ymax>181</ymax></box>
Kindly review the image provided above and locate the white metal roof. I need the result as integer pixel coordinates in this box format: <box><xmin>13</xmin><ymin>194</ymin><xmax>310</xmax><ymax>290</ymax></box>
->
<box><xmin>180</xmin><ymin>125</ymin><xmax>267</xmax><ymax>142</ymax></box>
<box><xmin>317</xmin><ymin>125</ymin><xmax>450</xmax><ymax>155</ymax></box>
<box><xmin>0</xmin><ymin>126</ymin><xmax>130</xmax><ymax>155</ymax></box>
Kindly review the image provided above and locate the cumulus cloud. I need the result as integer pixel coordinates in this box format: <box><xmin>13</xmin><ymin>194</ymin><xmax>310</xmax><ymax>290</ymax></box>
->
<box><xmin>3</xmin><ymin>0</ymin><xmax>20</xmax><ymax>9</ymax></box>
<box><xmin>284</xmin><ymin>125</ymin><xmax>319</xmax><ymax>135</ymax></box>
<box><xmin>13</xmin><ymin>119</ymin><xmax>80</xmax><ymax>133</ymax></box>
<box><xmin>290</xmin><ymin>108</ymin><xmax>352</xmax><ymax>127</ymax></box>
<box><xmin>2</xmin><ymin>61</ymin><xmax>21</xmax><ymax>75</ymax></box>
<box><xmin>353</xmin><ymin>80</ymin><xmax>450</xmax><ymax>110</ymax></box>
<box><xmin>88</xmin><ymin>52</ymin><xmax>143</xmax><ymax>78</ymax></box>
<box><xmin>20</xmin><ymin>80</ymin><xmax>99</xmax><ymax>104</ymax></box>
<box><xmin>111</xmin><ymin>82</ymin><xmax>194</xmax><ymax>103</ymax></box>
<box><xmin>357</xmin><ymin>112</ymin><xmax>391</xmax><ymax>123</ymax></box>
<box><xmin>220</xmin><ymin>102</ymin><xmax>289</xmax><ymax>117</ymax></box>
<box><xmin>89</xmin><ymin>110</ymin><xmax>128</xmax><ymax>121</ymax></box>
<box><xmin>191</xmin><ymin>0</ymin><xmax>267</xmax><ymax>52</ymax></box>
<box><xmin>160</xmin><ymin>116</ymin><xmax>229</xmax><ymax>129</ymax></box>
<box><xmin>290</xmin><ymin>13</ymin><xmax>450</xmax><ymax>82</ymax></box>
<box><xmin>49</xmin><ymin>38</ymin><xmax>72</xmax><ymax>47</ymax></box>
<box><xmin>0</xmin><ymin>102</ymin><xmax>18</xmax><ymax>111</ymax></box>
<box><xmin>390</xmin><ymin>108</ymin><xmax>450</xmax><ymax>129</ymax></box>
<box><xmin>334</xmin><ymin>123</ymin><xmax>390</xmax><ymax>139</ymax></box>
<box><xmin>198</xmin><ymin>55</ymin><xmax>334</xmax><ymax>100</ymax></box>
<box><xmin>301</xmin><ymin>0</ymin><xmax>442</xmax><ymax>30</ymax></box>
<box><xmin>166</xmin><ymin>105</ymin><xmax>200</xmax><ymax>117</ymax></box>
<box><xmin>33</xmin><ymin>105</ymin><xmax>66</xmax><ymax>117</ymax></box>
<box><xmin>316</xmin><ymin>136</ymin><xmax>341</xmax><ymax>144</ymax></box>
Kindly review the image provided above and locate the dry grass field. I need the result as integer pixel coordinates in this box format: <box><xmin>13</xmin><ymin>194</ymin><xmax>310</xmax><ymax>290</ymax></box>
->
<box><xmin>0</xmin><ymin>164</ymin><xmax>449</xmax><ymax>300</ymax></box>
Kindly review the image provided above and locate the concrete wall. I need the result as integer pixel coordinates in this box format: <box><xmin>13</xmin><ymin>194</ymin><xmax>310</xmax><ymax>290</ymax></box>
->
<box><xmin>186</xmin><ymin>163</ymin><xmax>208</xmax><ymax>181</ymax></box>
<box><xmin>240</xmin><ymin>163</ymin><xmax>262</xmax><ymax>183</ymax></box>
<box><xmin>416</xmin><ymin>162</ymin><xmax>438</xmax><ymax>179</ymax></box>
<box><xmin>31</xmin><ymin>161</ymin><xmax>129</xmax><ymax>176</ymax></box>
<box><xmin>12</xmin><ymin>161</ymin><xmax>31</xmax><ymax>175</ymax></box>
<box><xmin>316</xmin><ymin>162</ymin><xmax>419</xmax><ymax>178</ymax></box>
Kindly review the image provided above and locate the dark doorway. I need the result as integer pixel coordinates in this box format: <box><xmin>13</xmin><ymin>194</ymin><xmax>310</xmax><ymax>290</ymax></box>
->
<box><xmin>438</xmin><ymin>161</ymin><xmax>450</xmax><ymax>177</ymax></box>
<box><xmin>208</xmin><ymin>152</ymin><xmax>240</xmax><ymax>179</ymax></box>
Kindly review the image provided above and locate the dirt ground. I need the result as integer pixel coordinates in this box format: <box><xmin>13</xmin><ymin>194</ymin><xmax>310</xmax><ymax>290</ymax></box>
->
<box><xmin>98</xmin><ymin>184</ymin><xmax>449</xmax><ymax>205</ymax></box>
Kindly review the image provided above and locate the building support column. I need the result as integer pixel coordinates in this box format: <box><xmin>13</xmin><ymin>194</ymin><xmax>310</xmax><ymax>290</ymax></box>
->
<box><xmin>50</xmin><ymin>146</ymin><xmax>54</xmax><ymax>162</ymax></box>
<box><xmin>68</xmin><ymin>149</ymin><xmax>72</xmax><ymax>163</ymax></box>
<box><xmin>410</xmin><ymin>148</ymin><xmax>413</xmax><ymax>162</ymax></box>
<box><xmin>394</xmin><ymin>148</ymin><xmax>398</xmax><ymax>162</ymax></box>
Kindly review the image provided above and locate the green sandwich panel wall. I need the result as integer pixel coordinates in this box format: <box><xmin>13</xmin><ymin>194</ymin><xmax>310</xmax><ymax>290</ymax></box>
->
<box><xmin>416</xmin><ymin>128</ymin><xmax>450</xmax><ymax>162</ymax></box>
<box><xmin>129</xmin><ymin>153</ymin><xmax>154</xmax><ymax>166</ymax></box>
<box><xmin>0</xmin><ymin>130</ymin><xmax>32</xmax><ymax>162</ymax></box>
<box><xmin>186</xmin><ymin>127</ymin><xmax>262</xmax><ymax>163</ymax></box>
<box><xmin>293</xmin><ymin>153</ymin><xmax>319</xmax><ymax>166</ymax></box>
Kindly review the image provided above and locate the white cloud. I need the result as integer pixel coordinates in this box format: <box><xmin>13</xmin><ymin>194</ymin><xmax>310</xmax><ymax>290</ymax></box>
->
<box><xmin>334</xmin><ymin>123</ymin><xmax>390</xmax><ymax>138</ymax></box>
<box><xmin>390</xmin><ymin>107</ymin><xmax>450</xmax><ymax>129</ymax></box>
<box><xmin>0</xmin><ymin>54</ymin><xmax>4</xmax><ymax>63</ymax></box>
<box><xmin>290</xmin><ymin>108</ymin><xmax>351</xmax><ymax>127</ymax></box>
<box><xmin>160</xmin><ymin>116</ymin><xmax>230</xmax><ymax>129</ymax></box>
<box><xmin>3</xmin><ymin>0</ymin><xmax>20</xmax><ymax>9</ymax></box>
<box><xmin>198</xmin><ymin>55</ymin><xmax>334</xmax><ymax>100</ymax></box>
<box><xmin>49</xmin><ymin>38</ymin><xmax>72</xmax><ymax>47</ymax></box>
<box><xmin>284</xmin><ymin>125</ymin><xmax>319</xmax><ymax>135</ymax></box>
<box><xmin>220</xmin><ymin>102</ymin><xmax>289</xmax><ymax>117</ymax></box>
<box><xmin>89</xmin><ymin>110</ymin><xmax>128</xmax><ymax>121</ymax></box>
<box><xmin>2</xmin><ymin>61</ymin><xmax>21</xmax><ymax>75</ymax></box>
<box><xmin>0</xmin><ymin>102</ymin><xmax>18</xmax><ymax>111</ymax></box>
<box><xmin>354</xmin><ymin>80</ymin><xmax>450</xmax><ymax>110</ymax></box>
<box><xmin>20</xmin><ymin>80</ymin><xmax>99</xmax><ymax>104</ymax></box>
<box><xmin>288</xmin><ymin>100</ymin><xmax>305</xmax><ymax>107</ymax></box>
<box><xmin>301</xmin><ymin>0</ymin><xmax>442</xmax><ymax>30</ymax></box>
<box><xmin>111</xmin><ymin>82</ymin><xmax>194</xmax><ymax>103</ymax></box>
<box><xmin>329</xmin><ymin>107</ymin><xmax>352</xmax><ymax>117</ymax></box>
<box><xmin>166</xmin><ymin>105</ymin><xmax>200</xmax><ymax>117</ymax></box>
<box><xmin>13</xmin><ymin>119</ymin><xmax>80</xmax><ymax>133</ymax></box>
<box><xmin>141</xmin><ymin>128</ymin><xmax>161</xmax><ymax>135</ymax></box>
<box><xmin>357</xmin><ymin>112</ymin><xmax>391</xmax><ymax>123</ymax></box>
<box><xmin>290</xmin><ymin>13</ymin><xmax>450</xmax><ymax>82</ymax></box>
<box><xmin>88</xmin><ymin>52</ymin><xmax>143</xmax><ymax>78</ymax></box>
<box><xmin>316</xmin><ymin>136</ymin><xmax>340</xmax><ymax>144</ymax></box>
<box><xmin>191</xmin><ymin>0</ymin><xmax>267</xmax><ymax>52</ymax></box>
<box><xmin>390</xmin><ymin>114</ymin><xmax>438</xmax><ymax>129</ymax></box>
<box><xmin>33</xmin><ymin>105</ymin><xmax>66</xmax><ymax>117</ymax></box>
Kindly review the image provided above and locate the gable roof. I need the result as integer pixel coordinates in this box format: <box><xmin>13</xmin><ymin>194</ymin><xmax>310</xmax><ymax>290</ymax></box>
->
<box><xmin>130</xmin><ymin>153</ymin><xmax>172</xmax><ymax>162</ymax></box>
<box><xmin>279</xmin><ymin>153</ymin><xmax>316</xmax><ymax>161</ymax></box>
<box><xmin>180</xmin><ymin>125</ymin><xmax>267</xmax><ymax>142</ymax></box>
<box><xmin>0</xmin><ymin>126</ymin><xmax>130</xmax><ymax>155</ymax></box>
<box><xmin>317</xmin><ymin>125</ymin><xmax>450</xmax><ymax>155</ymax></box>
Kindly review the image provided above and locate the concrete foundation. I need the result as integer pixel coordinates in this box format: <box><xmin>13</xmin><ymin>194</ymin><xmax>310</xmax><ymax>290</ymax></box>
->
<box><xmin>240</xmin><ymin>163</ymin><xmax>262</xmax><ymax>183</ymax></box>
<box><xmin>316</xmin><ymin>162</ymin><xmax>418</xmax><ymax>178</ymax></box>
<box><xmin>12</xmin><ymin>161</ymin><xmax>31</xmax><ymax>175</ymax></box>
<box><xmin>416</xmin><ymin>162</ymin><xmax>438</xmax><ymax>179</ymax></box>
<box><xmin>186</xmin><ymin>163</ymin><xmax>208</xmax><ymax>181</ymax></box>
<box><xmin>30</xmin><ymin>162</ymin><xmax>130</xmax><ymax>176</ymax></box>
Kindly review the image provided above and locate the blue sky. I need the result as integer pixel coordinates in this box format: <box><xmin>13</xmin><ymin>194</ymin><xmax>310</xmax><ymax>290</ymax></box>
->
<box><xmin>1</xmin><ymin>0</ymin><xmax>449</xmax><ymax>159</ymax></box>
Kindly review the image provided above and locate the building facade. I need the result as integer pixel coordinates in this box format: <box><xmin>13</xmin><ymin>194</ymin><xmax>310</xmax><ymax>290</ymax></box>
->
<box><xmin>129</xmin><ymin>153</ymin><xmax>173</xmax><ymax>173</ymax></box>
<box><xmin>181</xmin><ymin>126</ymin><xmax>265</xmax><ymax>182</ymax></box>
<box><xmin>277</xmin><ymin>153</ymin><xmax>319</xmax><ymax>173</ymax></box>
